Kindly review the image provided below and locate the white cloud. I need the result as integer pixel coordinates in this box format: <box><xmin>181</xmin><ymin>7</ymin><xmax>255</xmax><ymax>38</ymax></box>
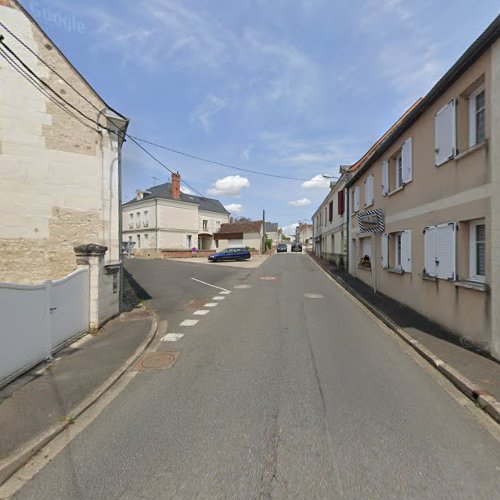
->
<box><xmin>301</xmin><ymin>174</ymin><xmax>332</xmax><ymax>189</ymax></box>
<box><xmin>180</xmin><ymin>186</ymin><xmax>193</xmax><ymax>194</ymax></box>
<box><xmin>191</xmin><ymin>95</ymin><xmax>228</xmax><ymax>132</ymax></box>
<box><xmin>289</xmin><ymin>198</ymin><xmax>311</xmax><ymax>207</ymax></box>
<box><xmin>207</xmin><ymin>175</ymin><xmax>250</xmax><ymax>197</ymax></box>
<box><xmin>282</xmin><ymin>223</ymin><xmax>299</xmax><ymax>236</ymax></box>
<box><xmin>224</xmin><ymin>203</ymin><xmax>243</xmax><ymax>213</ymax></box>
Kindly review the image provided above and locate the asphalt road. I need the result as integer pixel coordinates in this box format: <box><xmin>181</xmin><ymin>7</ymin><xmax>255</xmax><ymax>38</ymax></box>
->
<box><xmin>12</xmin><ymin>254</ymin><xmax>500</xmax><ymax>499</ymax></box>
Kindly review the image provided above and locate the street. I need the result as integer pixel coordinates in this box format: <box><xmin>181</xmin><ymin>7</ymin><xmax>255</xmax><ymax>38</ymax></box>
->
<box><xmin>11</xmin><ymin>254</ymin><xmax>500</xmax><ymax>499</ymax></box>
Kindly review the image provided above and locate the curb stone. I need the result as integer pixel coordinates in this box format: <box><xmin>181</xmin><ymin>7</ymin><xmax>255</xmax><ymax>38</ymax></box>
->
<box><xmin>0</xmin><ymin>310</ymin><xmax>159</xmax><ymax>486</ymax></box>
<box><xmin>307</xmin><ymin>253</ymin><xmax>500</xmax><ymax>426</ymax></box>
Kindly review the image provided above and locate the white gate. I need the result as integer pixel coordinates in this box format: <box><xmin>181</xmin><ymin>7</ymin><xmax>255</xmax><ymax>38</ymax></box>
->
<box><xmin>0</xmin><ymin>268</ymin><xmax>89</xmax><ymax>388</ymax></box>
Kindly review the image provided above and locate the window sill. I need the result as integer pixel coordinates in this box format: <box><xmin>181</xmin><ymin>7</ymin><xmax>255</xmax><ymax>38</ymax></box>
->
<box><xmin>357</xmin><ymin>266</ymin><xmax>372</xmax><ymax>271</ymax></box>
<box><xmin>364</xmin><ymin>202</ymin><xmax>374</xmax><ymax>209</ymax></box>
<box><xmin>387</xmin><ymin>186</ymin><xmax>404</xmax><ymax>197</ymax></box>
<box><xmin>454</xmin><ymin>141</ymin><xmax>486</xmax><ymax>161</ymax></box>
<box><xmin>454</xmin><ymin>280</ymin><xmax>488</xmax><ymax>292</ymax></box>
<box><xmin>422</xmin><ymin>273</ymin><xmax>437</xmax><ymax>282</ymax></box>
<box><xmin>387</xmin><ymin>267</ymin><xmax>404</xmax><ymax>275</ymax></box>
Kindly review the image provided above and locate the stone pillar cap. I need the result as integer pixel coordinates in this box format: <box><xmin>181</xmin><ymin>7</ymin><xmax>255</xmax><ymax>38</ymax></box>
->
<box><xmin>74</xmin><ymin>243</ymin><xmax>108</xmax><ymax>256</ymax></box>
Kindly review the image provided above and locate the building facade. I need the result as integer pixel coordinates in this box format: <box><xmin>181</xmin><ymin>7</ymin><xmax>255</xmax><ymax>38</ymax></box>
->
<box><xmin>296</xmin><ymin>223</ymin><xmax>313</xmax><ymax>246</ymax></box>
<box><xmin>347</xmin><ymin>16</ymin><xmax>500</xmax><ymax>359</ymax></box>
<box><xmin>214</xmin><ymin>221</ymin><xmax>264</xmax><ymax>251</ymax></box>
<box><xmin>122</xmin><ymin>172</ymin><xmax>230</xmax><ymax>255</ymax></box>
<box><xmin>0</xmin><ymin>0</ymin><xmax>128</xmax><ymax>292</ymax></box>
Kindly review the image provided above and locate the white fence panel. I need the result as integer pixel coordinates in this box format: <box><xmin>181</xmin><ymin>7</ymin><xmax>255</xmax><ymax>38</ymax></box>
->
<box><xmin>0</xmin><ymin>283</ymin><xmax>48</xmax><ymax>385</ymax></box>
<box><xmin>50</xmin><ymin>268</ymin><xmax>89</xmax><ymax>349</ymax></box>
<box><xmin>0</xmin><ymin>268</ymin><xmax>89</xmax><ymax>388</ymax></box>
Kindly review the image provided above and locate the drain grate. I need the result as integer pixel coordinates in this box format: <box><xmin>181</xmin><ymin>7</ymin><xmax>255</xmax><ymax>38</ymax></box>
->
<box><xmin>133</xmin><ymin>351</ymin><xmax>180</xmax><ymax>371</ymax></box>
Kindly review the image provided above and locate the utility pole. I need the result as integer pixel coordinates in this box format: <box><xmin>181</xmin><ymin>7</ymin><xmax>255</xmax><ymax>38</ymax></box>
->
<box><xmin>262</xmin><ymin>209</ymin><xmax>266</xmax><ymax>254</ymax></box>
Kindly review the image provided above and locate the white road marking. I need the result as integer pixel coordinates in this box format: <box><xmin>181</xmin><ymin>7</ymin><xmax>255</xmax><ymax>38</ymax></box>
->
<box><xmin>180</xmin><ymin>319</ymin><xmax>199</xmax><ymax>326</ymax></box>
<box><xmin>161</xmin><ymin>333</ymin><xmax>184</xmax><ymax>341</ymax></box>
<box><xmin>219</xmin><ymin>290</ymin><xmax>231</xmax><ymax>295</ymax></box>
<box><xmin>191</xmin><ymin>277</ymin><xmax>230</xmax><ymax>293</ymax></box>
<box><xmin>193</xmin><ymin>309</ymin><xmax>210</xmax><ymax>316</ymax></box>
<box><xmin>234</xmin><ymin>284</ymin><xmax>251</xmax><ymax>289</ymax></box>
<box><xmin>304</xmin><ymin>293</ymin><xmax>324</xmax><ymax>299</ymax></box>
<box><xmin>213</xmin><ymin>296</ymin><xmax>225</xmax><ymax>301</ymax></box>
<box><xmin>204</xmin><ymin>303</ymin><xmax>218</xmax><ymax>307</ymax></box>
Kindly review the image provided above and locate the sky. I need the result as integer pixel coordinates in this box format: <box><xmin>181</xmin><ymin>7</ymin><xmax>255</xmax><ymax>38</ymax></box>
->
<box><xmin>23</xmin><ymin>0</ymin><xmax>500</xmax><ymax>234</ymax></box>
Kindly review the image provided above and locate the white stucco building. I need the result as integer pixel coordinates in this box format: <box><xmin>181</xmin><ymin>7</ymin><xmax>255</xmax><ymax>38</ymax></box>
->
<box><xmin>122</xmin><ymin>172</ymin><xmax>230</xmax><ymax>254</ymax></box>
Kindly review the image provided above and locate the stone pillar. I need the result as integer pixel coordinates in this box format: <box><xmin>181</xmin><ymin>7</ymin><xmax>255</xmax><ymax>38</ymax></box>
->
<box><xmin>74</xmin><ymin>243</ymin><xmax>108</xmax><ymax>331</ymax></box>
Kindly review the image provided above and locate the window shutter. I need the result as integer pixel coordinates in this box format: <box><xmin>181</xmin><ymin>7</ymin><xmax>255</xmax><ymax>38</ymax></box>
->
<box><xmin>435</xmin><ymin>100</ymin><xmax>456</xmax><ymax>166</ymax></box>
<box><xmin>424</xmin><ymin>226</ymin><xmax>436</xmax><ymax>277</ymax></box>
<box><xmin>381</xmin><ymin>160</ymin><xmax>389</xmax><ymax>195</ymax></box>
<box><xmin>435</xmin><ymin>223</ymin><xmax>456</xmax><ymax>280</ymax></box>
<box><xmin>401</xmin><ymin>230</ymin><xmax>412</xmax><ymax>272</ymax></box>
<box><xmin>365</xmin><ymin>175</ymin><xmax>374</xmax><ymax>205</ymax></box>
<box><xmin>381</xmin><ymin>234</ymin><xmax>388</xmax><ymax>269</ymax></box>
<box><xmin>354</xmin><ymin>186</ymin><xmax>360</xmax><ymax>211</ymax></box>
<box><xmin>401</xmin><ymin>138</ymin><xmax>413</xmax><ymax>184</ymax></box>
<box><xmin>338</xmin><ymin>190</ymin><xmax>345</xmax><ymax>215</ymax></box>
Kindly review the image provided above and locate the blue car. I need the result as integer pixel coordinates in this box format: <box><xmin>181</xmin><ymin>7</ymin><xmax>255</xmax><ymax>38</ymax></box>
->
<box><xmin>208</xmin><ymin>247</ymin><xmax>251</xmax><ymax>262</ymax></box>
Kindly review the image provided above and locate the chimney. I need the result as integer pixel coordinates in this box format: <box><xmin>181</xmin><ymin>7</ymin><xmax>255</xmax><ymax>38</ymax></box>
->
<box><xmin>172</xmin><ymin>171</ymin><xmax>181</xmax><ymax>199</ymax></box>
<box><xmin>136</xmin><ymin>189</ymin><xmax>144</xmax><ymax>201</ymax></box>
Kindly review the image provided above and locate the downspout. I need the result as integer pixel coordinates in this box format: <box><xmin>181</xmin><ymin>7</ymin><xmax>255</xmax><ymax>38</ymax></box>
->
<box><xmin>345</xmin><ymin>185</ymin><xmax>350</xmax><ymax>274</ymax></box>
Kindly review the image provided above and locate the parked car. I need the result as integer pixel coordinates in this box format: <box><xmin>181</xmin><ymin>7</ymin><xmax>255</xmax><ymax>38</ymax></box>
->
<box><xmin>276</xmin><ymin>243</ymin><xmax>287</xmax><ymax>253</ymax></box>
<box><xmin>291</xmin><ymin>243</ymin><xmax>302</xmax><ymax>252</ymax></box>
<box><xmin>208</xmin><ymin>247</ymin><xmax>251</xmax><ymax>262</ymax></box>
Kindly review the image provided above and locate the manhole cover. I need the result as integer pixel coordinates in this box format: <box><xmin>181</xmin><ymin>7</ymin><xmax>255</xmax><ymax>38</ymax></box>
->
<box><xmin>259</xmin><ymin>276</ymin><xmax>276</xmax><ymax>281</ymax></box>
<box><xmin>133</xmin><ymin>351</ymin><xmax>180</xmax><ymax>371</ymax></box>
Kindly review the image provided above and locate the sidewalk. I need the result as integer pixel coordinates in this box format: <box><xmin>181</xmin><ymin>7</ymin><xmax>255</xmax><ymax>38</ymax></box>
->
<box><xmin>0</xmin><ymin>309</ymin><xmax>156</xmax><ymax>484</ymax></box>
<box><xmin>308</xmin><ymin>252</ymin><xmax>500</xmax><ymax>423</ymax></box>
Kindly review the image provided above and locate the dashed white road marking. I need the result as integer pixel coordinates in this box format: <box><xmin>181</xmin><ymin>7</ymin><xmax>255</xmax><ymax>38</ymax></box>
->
<box><xmin>213</xmin><ymin>296</ymin><xmax>225</xmax><ymax>301</ymax></box>
<box><xmin>180</xmin><ymin>319</ymin><xmax>199</xmax><ymax>326</ymax></box>
<box><xmin>193</xmin><ymin>309</ymin><xmax>210</xmax><ymax>316</ymax></box>
<box><xmin>161</xmin><ymin>333</ymin><xmax>184</xmax><ymax>341</ymax></box>
<box><xmin>219</xmin><ymin>290</ymin><xmax>231</xmax><ymax>295</ymax></box>
<box><xmin>234</xmin><ymin>284</ymin><xmax>251</xmax><ymax>289</ymax></box>
<box><xmin>204</xmin><ymin>303</ymin><xmax>218</xmax><ymax>307</ymax></box>
<box><xmin>191</xmin><ymin>277</ymin><xmax>230</xmax><ymax>293</ymax></box>
<box><xmin>304</xmin><ymin>293</ymin><xmax>324</xmax><ymax>299</ymax></box>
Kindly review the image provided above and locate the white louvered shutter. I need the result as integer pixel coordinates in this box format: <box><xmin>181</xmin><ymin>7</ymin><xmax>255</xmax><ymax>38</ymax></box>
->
<box><xmin>369</xmin><ymin>175</ymin><xmax>374</xmax><ymax>204</ymax></box>
<box><xmin>401</xmin><ymin>230</ymin><xmax>412</xmax><ymax>272</ymax></box>
<box><xmin>401</xmin><ymin>138</ymin><xmax>413</xmax><ymax>184</ymax></box>
<box><xmin>435</xmin><ymin>223</ymin><xmax>456</xmax><ymax>280</ymax></box>
<box><xmin>381</xmin><ymin>234</ymin><xmax>389</xmax><ymax>269</ymax></box>
<box><xmin>424</xmin><ymin>226</ymin><xmax>436</xmax><ymax>277</ymax></box>
<box><xmin>381</xmin><ymin>160</ymin><xmax>389</xmax><ymax>196</ymax></box>
<box><xmin>365</xmin><ymin>175</ymin><xmax>374</xmax><ymax>206</ymax></box>
<box><xmin>435</xmin><ymin>100</ymin><xmax>456</xmax><ymax>166</ymax></box>
<box><xmin>354</xmin><ymin>186</ymin><xmax>360</xmax><ymax>211</ymax></box>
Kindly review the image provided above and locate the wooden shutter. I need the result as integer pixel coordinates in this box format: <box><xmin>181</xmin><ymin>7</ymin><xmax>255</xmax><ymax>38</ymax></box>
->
<box><xmin>328</xmin><ymin>201</ymin><xmax>333</xmax><ymax>222</ymax></box>
<box><xmin>354</xmin><ymin>186</ymin><xmax>360</xmax><ymax>211</ymax></box>
<box><xmin>435</xmin><ymin>223</ymin><xmax>456</xmax><ymax>280</ymax></box>
<box><xmin>381</xmin><ymin>160</ymin><xmax>389</xmax><ymax>195</ymax></box>
<box><xmin>338</xmin><ymin>190</ymin><xmax>345</xmax><ymax>215</ymax></box>
<box><xmin>401</xmin><ymin>138</ymin><xmax>413</xmax><ymax>184</ymax></box>
<box><xmin>381</xmin><ymin>234</ymin><xmax>389</xmax><ymax>269</ymax></box>
<box><xmin>435</xmin><ymin>100</ymin><xmax>456</xmax><ymax>166</ymax></box>
<box><xmin>401</xmin><ymin>230</ymin><xmax>412</xmax><ymax>272</ymax></box>
<box><xmin>365</xmin><ymin>175</ymin><xmax>374</xmax><ymax>206</ymax></box>
<box><xmin>424</xmin><ymin>226</ymin><xmax>436</xmax><ymax>277</ymax></box>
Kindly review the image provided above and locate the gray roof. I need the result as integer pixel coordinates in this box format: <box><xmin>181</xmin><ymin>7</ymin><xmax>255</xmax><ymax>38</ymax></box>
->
<box><xmin>124</xmin><ymin>182</ymin><xmax>229</xmax><ymax>214</ymax></box>
<box><xmin>265</xmin><ymin>222</ymin><xmax>279</xmax><ymax>232</ymax></box>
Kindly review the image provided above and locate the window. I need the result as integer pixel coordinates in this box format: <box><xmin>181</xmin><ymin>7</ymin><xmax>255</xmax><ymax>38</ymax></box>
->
<box><xmin>144</xmin><ymin>233</ymin><xmax>149</xmax><ymax>240</ymax></box>
<box><xmin>381</xmin><ymin>230</ymin><xmax>412</xmax><ymax>272</ymax></box>
<box><xmin>338</xmin><ymin>190</ymin><xmax>345</xmax><ymax>215</ymax></box>
<box><xmin>328</xmin><ymin>201</ymin><xmax>333</xmax><ymax>222</ymax></box>
<box><xmin>216</xmin><ymin>221</ymin><xmax>221</xmax><ymax>230</ymax></box>
<box><xmin>423</xmin><ymin>223</ymin><xmax>456</xmax><ymax>280</ymax></box>
<box><xmin>137</xmin><ymin>234</ymin><xmax>141</xmax><ymax>248</ymax></box>
<box><xmin>143</xmin><ymin>210</ymin><xmax>149</xmax><ymax>227</ymax></box>
<box><xmin>136</xmin><ymin>212</ymin><xmax>141</xmax><ymax>228</ymax></box>
<box><xmin>324</xmin><ymin>207</ymin><xmax>327</xmax><ymax>226</ymax></box>
<box><xmin>129</xmin><ymin>213</ymin><xmax>134</xmax><ymax>229</ymax></box>
<box><xmin>186</xmin><ymin>235</ymin><xmax>192</xmax><ymax>248</ymax></box>
<box><xmin>435</xmin><ymin>99</ymin><xmax>457</xmax><ymax>166</ymax></box>
<box><xmin>395</xmin><ymin>153</ymin><xmax>403</xmax><ymax>189</ymax></box>
<box><xmin>469</xmin><ymin>86</ymin><xmax>485</xmax><ymax>147</ymax></box>
<box><xmin>364</xmin><ymin>175</ymin><xmax>374</xmax><ymax>206</ymax></box>
<box><xmin>359</xmin><ymin>237</ymin><xmax>371</xmax><ymax>269</ymax></box>
<box><xmin>203</xmin><ymin>220</ymin><xmax>208</xmax><ymax>231</ymax></box>
<box><xmin>469</xmin><ymin>220</ymin><xmax>485</xmax><ymax>282</ymax></box>
<box><xmin>382</xmin><ymin>138</ymin><xmax>412</xmax><ymax>195</ymax></box>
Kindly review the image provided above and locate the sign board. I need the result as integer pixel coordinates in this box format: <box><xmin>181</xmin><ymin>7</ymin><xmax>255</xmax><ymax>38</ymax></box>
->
<box><xmin>357</xmin><ymin>209</ymin><xmax>384</xmax><ymax>233</ymax></box>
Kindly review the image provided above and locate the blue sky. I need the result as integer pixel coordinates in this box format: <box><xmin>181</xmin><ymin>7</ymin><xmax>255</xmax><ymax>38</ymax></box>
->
<box><xmin>25</xmin><ymin>0</ymin><xmax>500</xmax><ymax>234</ymax></box>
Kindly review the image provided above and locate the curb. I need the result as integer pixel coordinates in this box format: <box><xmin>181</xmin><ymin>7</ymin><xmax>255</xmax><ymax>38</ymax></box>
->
<box><xmin>307</xmin><ymin>252</ymin><xmax>500</xmax><ymax>426</ymax></box>
<box><xmin>0</xmin><ymin>310</ymin><xmax>159</xmax><ymax>486</ymax></box>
